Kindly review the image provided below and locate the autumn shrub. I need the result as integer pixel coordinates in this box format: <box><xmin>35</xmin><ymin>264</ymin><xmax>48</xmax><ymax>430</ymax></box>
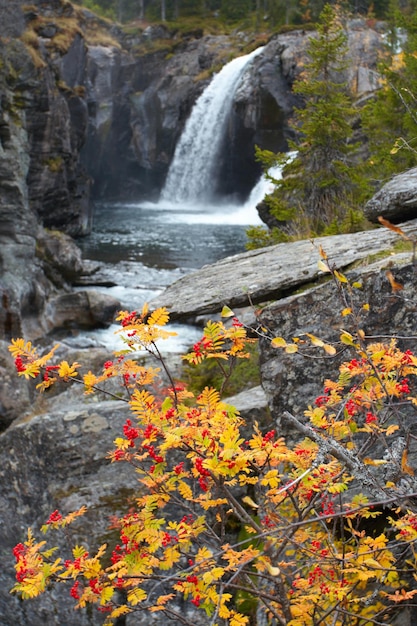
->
<box><xmin>9</xmin><ymin>232</ymin><xmax>417</xmax><ymax>626</ymax></box>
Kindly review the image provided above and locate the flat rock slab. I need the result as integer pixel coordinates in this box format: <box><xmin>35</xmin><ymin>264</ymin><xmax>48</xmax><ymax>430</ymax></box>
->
<box><xmin>150</xmin><ymin>220</ymin><xmax>417</xmax><ymax>320</ymax></box>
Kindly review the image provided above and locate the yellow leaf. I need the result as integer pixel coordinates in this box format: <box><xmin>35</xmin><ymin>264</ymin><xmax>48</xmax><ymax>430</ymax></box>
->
<box><xmin>110</xmin><ymin>606</ymin><xmax>131</xmax><ymax>619</ymax></box>
<box><xmin>114</xmin><ymin>437</ymin><xmax>131</xmax><ymax>451</ymax></box>
<box><xmin>362</xmin><ymin>303</ymin><xmax>370</xmax><ymax>311</ymax></box>
<box><xmin>242</xmin><ymin>496</ymin><xmax>258</xmax><ymax>509</ymax></box>
<box><xmin>341</xmin><ymin>308</ymin><xmax>352</xmax><ymax>316</ymax></box>
<box><xmin>58</xmin><ymin>361</ymin><xmax>80</xmax><ymax>380</ymax></box>
<box><xmin>147</xmin><ymin>307</ymin><xmax>170</xmax><ymax>327</ymax></box>
<box><xmin>221</xmin><ymin>305</ymin><xmax>234</xmax><ymax>318</ymax></box>
<box><xmin>271</xmin><ymin>337</ymin><xmax>287</xmax><ymax>348</ymax></box>
<box><xmin>340</xmin><ymin>332</ymin><xmax>355</xmax><ymax>346</ymax></box>
<box><xmin>317</xmin><ymin>259</ymin><xmax>330</xmax><ymax>273</ymax></box>
<box><xmin>127</xmin><ymin>587</ymin><xmax>147</xmax><ymax>605</ymax></box>
<box><xmin>327</xmin><ymin>481</ymin><xmax>348</xmax><ymax>494</ymax></box>
<box><xmin>266</xmin><ymin>563</ymin><xmax>281</xmax><ymax>576</ymax></box>
<box><xmin>203</xmin><ymin>567</ymin><xmax>224</xmax><ymax>584</ymax></box>
<box><xmin>100</xmin><ymin>585</ymin><xmax>114</xmax><ymax>605</ymax></box>
<box><xmin>83</xmin><ymin>371</ymin><xmax>97</xmax><ymax>393</ymax></box>
<box><xmin>230</xmin><ymin>612</ymin><xmax>249</xmax><ymax>626</ymax></box>
<box><xmin>285</xmin><ymin>344</ymin><xmax>298</xmax><ymax>354</ymax></box>
<box><xmin>306</xmin><ymin>333</ymin><xmax>324</xmax><ymax>347</ymax></box>
<box><xmin>156</xmin><ymin>593</ymin><xmax>175</xmax><ymax>606</ymax></box>
<box><xmin>219</xmin><ymin>603</ymin><xmax>231</xmax><ymax>618</ymax></box>
<box><xmin>323</xmin><ymin>343</ymin><xmax>336</xmax><ymax>355</ymax></box>
<box><xmin>178</xmin><ymin>481</ymin><xmax>193</xmax><ymax>501</ymax></box>
<box><xmin>334</xmin><ymin>270</ymin><xmax>348</xmax><ymax>283</ymax></box>
<box><xmin>363</xmin><ymin>458</ymin><xmax>388</xmax><ymax>465</ymax></box>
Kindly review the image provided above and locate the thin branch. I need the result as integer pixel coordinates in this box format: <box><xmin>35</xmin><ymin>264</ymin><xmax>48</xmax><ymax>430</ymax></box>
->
<box><xmin>283</xmin><ymin>411</ymin><xmax>389</xmax><ymax>498</ymax></box>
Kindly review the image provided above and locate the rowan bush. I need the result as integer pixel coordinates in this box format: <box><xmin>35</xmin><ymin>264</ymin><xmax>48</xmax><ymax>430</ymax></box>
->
<box><xmin>9</xmin><ymin>239</ymin><xmax>417</xmax><ymax>626</ymax></box>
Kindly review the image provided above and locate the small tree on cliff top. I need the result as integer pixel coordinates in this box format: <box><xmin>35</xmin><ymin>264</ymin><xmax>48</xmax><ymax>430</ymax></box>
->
<box><xmin>9</xmin><ymin>223</ymin><xmax>417</xmax><ymax>625</ymax></box>
<box><xmin>249</xmin><ymin>4</ymin><xmax>370</xmax><ymax>247</ymax></box>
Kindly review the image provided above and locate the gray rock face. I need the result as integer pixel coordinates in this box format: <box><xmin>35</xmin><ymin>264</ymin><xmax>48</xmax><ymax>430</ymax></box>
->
<box><xmin>0</xmin><ymin>396</ymin><xmax>133</xmax><ymax>626</ymax></box>
<box><xmin>25</xmin><ymin>34</ymin><xmax>92</xmax><ymax>237</ymax></box>
<box><xmin>258</xmin><ymin>258</ymin><xmax>417</xmax><ymax>430</ymax></box>
<box><xmin>150</xmin><ymin>219</ymin><xmax>417</xmax><ymax>320</ymax></box>
<box><xmin>364</xmin><ymin>167</ymin><xmax>417</xmax><ymax>223</ymax></box>
<box><xmin>0</xmin><ymin>38</ymin><xmax>53</xmax><ymax>341</ymax></box>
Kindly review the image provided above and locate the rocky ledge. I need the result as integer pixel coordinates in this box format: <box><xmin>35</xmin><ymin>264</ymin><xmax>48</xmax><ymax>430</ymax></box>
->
<box><xmin>150</xmin><ymin>219</ymin><xmax>417</xmax><ymax>321</ymax></box>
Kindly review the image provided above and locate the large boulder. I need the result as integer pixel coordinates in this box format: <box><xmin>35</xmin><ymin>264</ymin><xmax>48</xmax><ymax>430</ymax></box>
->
<box><xmin>364</xmin><ymin>167</ymin><xmax>417</xmax><ymax>223</ymax></box>
<box><xmin>44</xmin><ymin>289</ymin><xmax>120</xmax><ymax>332</ymax></box>
<box><xmin>150</xmin><ymin>219</ymin><xmax>417</xmax><ymax>320</ymax></box>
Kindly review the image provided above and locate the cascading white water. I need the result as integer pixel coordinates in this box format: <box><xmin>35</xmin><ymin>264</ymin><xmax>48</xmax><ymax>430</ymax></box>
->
<box><xmin>160</xmin><ymin>46</ymin><xmax>265</xmax><ymax>205</ymax></box>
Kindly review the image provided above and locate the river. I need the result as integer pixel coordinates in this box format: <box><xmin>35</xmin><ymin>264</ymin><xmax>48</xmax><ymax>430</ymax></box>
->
<box><xmin>75</xmin><ymin>197</ymin><xmax>263</xmax><ymax>351</ymax></box>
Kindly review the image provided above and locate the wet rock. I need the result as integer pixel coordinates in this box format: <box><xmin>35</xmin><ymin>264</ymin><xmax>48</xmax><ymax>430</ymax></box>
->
<box><xmin>45</xmin><ymin>289</ymin><xmax>120</xmax><ymax>331</ymax></box>
<box><xmin>36</xmin><ymin>229</ymin><xmax>85</xmax><ymax>286</ymax></box>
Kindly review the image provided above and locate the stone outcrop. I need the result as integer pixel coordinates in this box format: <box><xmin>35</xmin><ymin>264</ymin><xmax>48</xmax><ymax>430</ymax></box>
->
<box><xmin>0</xmin><ymin>37</ymin><xmax>54</xmax><ymax>341</ymax></box>
<box><xmin>258</xmin><ymin>258</ymin><xmax>417</xmax><ymax>434</ymax></box>
<box><xmin>364</xmin><ymin>167</ymin><xmax>417</xmax><ymax>223</ymax></box>
<box><xmin>0</xmin><ymin>395</ymin><xmax>133</xmax><ymax>626</ymax></box>
<box><xmin>0</xmin><ymin>8</ymin><xmax>115</xmax><ymax>345</ymax></box>
<box><xmin>150</xmin><ymin>219</ymin><xmax>417</xmax><ymax>320</ymax></box>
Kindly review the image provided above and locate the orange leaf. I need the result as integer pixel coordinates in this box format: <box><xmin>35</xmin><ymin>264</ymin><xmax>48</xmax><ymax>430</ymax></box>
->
<box><xmin>378</xmin><ymin>216</ymin><xmax>410</xmax><ymax>240</ymax></box>
<box><xmin>386</xmin><ymin>270</ymin><xmax>404</xmax><ymax>293</ymax></box>
<box><xmin>401</xmin><ymin>449</ymin><xmax>414</xmax><ymax>476</ymax></box>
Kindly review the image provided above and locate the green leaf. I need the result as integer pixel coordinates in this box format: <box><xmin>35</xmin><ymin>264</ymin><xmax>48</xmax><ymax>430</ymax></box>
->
<box><xmin>221</xmin><ymin>305</ymin><xmax>234</xmax><ymax>318</ymax></box>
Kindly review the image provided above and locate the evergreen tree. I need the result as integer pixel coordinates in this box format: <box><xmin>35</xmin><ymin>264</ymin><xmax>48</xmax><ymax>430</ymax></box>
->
<box><xmin>251</xmin><ymin>4</ymin><xmax>369</xmax><ymax>243</ymax></box>
<box><xmin>363</xmin><ymin>5</ymin><xmax>417</xmax><ymax>185</ymax></box>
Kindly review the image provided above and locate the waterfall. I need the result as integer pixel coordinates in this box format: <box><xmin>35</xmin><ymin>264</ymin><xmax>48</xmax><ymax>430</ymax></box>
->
<box><xmin>160</xmin><ymin>46</ymin><xmax>265</xmax><ymax>205</ymax></box>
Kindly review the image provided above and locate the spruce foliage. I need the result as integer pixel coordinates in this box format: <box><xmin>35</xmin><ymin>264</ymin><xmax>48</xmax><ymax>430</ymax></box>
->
<box><xmin>248</xmin><ymin>4</ymin><xmax>371</xmax><ymax>247</ymax></box>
